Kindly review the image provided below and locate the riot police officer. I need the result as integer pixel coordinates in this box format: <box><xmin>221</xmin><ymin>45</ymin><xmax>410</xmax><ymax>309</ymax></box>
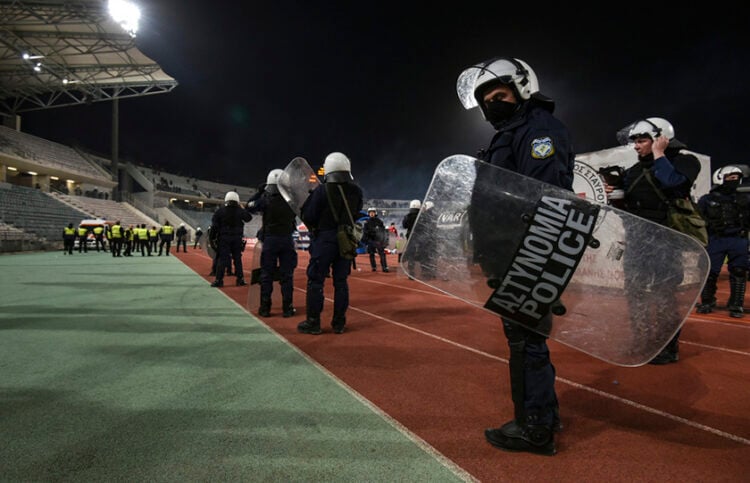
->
<box><xmin>400</xmin><ymin>199</ymin><xmax>421</xmax><ymax>268</ymax></box>
<box><xmin>246</xmin><ymin>168</ymin><xmax>298</xmax><ymax>317</ymax></box>
<box><xmin>362</xmin><ymin>207</ymin><xmax>389</xmax><ymax>272</ymax></box>
<box><xmin>297</xmin><ymin>152</ymin><xmax>363</xmax><ymax>335</ymax></box>
<box><xmin>211</xmin><ymin>191</ymin><xmax>252</xmax><ymax>287</ymax></box>
<box><xmin>459</xmin><ymin>57</ymin><xmax>570</xmax><ymax>455</ymax></box>
<box><xmin>696</xmin><ymin>166</ymin><xmax>750</xmax><ymax>318</ymax></box>
<box><xmin>611</xmin><ymin>117</ymin><xmax>701</xmax><ymax>365</ymax></box>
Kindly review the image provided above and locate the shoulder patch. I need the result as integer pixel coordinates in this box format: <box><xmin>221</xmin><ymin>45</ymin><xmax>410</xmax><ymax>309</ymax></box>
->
<box><xmin>530</xmin><ymin>136</ymin><xmax>555</xmax><ymax>159</ymax></box>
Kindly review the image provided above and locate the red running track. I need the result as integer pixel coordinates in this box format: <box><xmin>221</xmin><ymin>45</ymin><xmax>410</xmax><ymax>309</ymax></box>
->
<box><xmin>176</xmin><ymin>246</ymin><xmax>750</xmax><ymax>481</ymax></box>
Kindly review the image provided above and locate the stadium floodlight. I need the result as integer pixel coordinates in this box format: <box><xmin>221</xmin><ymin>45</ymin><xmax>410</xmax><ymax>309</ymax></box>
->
<box><xmin>108</xmin><ymin>0</ymin><xmax>140</xmax><ymax>37</ymax></box>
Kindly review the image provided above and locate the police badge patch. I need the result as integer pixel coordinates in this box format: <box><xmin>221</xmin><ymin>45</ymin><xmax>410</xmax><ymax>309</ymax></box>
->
<box><xmin>531</xmin><ymin>136</ymin><xmax>555</xmax><ymax>159</ymax></box>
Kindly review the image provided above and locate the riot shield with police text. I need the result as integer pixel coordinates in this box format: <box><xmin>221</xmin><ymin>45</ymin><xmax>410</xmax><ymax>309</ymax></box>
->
<box><xmin>401</xmin><ymin>154</ymin><xmax>709</xmax><ymax>366</ymax></box>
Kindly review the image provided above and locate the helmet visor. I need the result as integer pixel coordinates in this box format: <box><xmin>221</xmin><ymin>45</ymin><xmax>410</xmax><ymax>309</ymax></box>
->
<box><xmin>616</xmin><ymin>121</ymin><xmax>637</xmax><ymax>145</ymax></box>
<box><xmin>457</xmin><ymin>65</ymin><xmax>482</xmax><ymax>109</ymax></box>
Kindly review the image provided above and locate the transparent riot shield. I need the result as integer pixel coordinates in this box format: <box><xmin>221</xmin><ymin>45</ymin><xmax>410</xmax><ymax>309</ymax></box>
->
<box><xmin>200</xmin><ymin>228</ymin><xmax>216</xmax><ymax>260</ymax></box>
<box><xmin>401</xmin><ymin>154</ymin><xmax>710</xmax><ymax>366</ymax></box>
<box><xmin>278</xmin><ymin>157</ymin><xmax>320</xmax><ymax>216</ymax></box>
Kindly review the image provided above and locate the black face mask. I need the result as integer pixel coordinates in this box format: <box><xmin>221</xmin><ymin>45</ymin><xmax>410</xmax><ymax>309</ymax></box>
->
<box><xmin>484</xmin><ymin>100</ymin><xmax>518</xmax><ymax>128</ymax></box>
<box><xmin>719</xmin><ymin>179</ymin><xmax>740</xmax><ymax>193</ymax></box>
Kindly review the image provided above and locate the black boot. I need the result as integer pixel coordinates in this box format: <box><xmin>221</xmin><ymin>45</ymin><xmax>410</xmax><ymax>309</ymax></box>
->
<box><xmin>331</xmin><ymin>312</ymin><xmax>346</xmax><ymax>334</ymax></box>
<box><xmin>485</xmin><ymin>414</ymin><xmax>556</xmax><ymax>456</ymax></box>
<box><xmin>728</xmin><ymin>268</ymin><xmax>746</xmax><ymax>318</ymax></box>
<box><xmin>696</xmin><ymin>272</ymin><xmax>719</xmax><ymax>313</ymax></box>
<box><xmin>282</xmin><ymin>300</ymin><xmax>296</xmax><ymax>318</ymax></box>
<box><xmin>297</xmin><ymin>316</ymin><xmax>321</xmax><ymax>335</ymax></box>
<box><xmin>649</xmin><ymin>331</ymin><xmax>680</xmax><ymax>364</ymax></box>
<box><xmin>259</xmin><ymin>297</ymin><xmax>271</xmax><ymax>317</ymax></box>
<box><xmin>236</xmin><ymin>277</ymin><xmax>247</xmax><ymax>286</ymax></box>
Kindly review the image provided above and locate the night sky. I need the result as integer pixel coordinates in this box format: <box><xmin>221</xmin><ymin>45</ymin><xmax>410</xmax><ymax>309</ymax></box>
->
<box><xmin>19</xmin><ymin>2</ymin><xmax>749</xmax><ymax>200</ymax></box>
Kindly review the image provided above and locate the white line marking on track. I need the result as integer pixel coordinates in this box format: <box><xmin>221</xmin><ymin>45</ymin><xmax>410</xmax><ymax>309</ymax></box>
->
<box><xmin>346</xmin><ymin>300</ymin><xmax>750</xmax><ymax>447</ymax></box>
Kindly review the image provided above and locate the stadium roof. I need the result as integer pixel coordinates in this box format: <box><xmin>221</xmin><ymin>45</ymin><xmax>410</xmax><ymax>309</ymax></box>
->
<box><xmin>0</xmin><ymin>0</ymin><xmax>177</xmax><ymax>116</ymax></box>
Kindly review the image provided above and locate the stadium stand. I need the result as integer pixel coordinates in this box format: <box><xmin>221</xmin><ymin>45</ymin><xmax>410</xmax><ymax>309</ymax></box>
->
<box><xmin>0</xmin><ymin>125</ymin><xmax>110</xmax><ymax>183</ymax></box>
<box><xmin>0</xmin><ymin>183</ymin><xmax>89</xmax><ymax>250</ymax></box>
<box><xmin>49</xmin><ymin>192</ymin><xmax>156</xmax><ymax>228</ymax></box>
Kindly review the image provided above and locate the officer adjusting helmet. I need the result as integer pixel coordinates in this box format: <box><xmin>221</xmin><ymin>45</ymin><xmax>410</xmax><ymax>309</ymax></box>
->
<box><xmin>265</xmin><ymin>168</ymin><xmax>284</xmax><ymax>194</ymax></box>
<box><xmin>224</xmin><ymin>190</ymin><xmax>240</xmax><ymax>205</ymax></box>
<box><xmin>409</xmin><ymin>199</ymin><xmax>421</xmax><ymax>210</ymax></box>
<box><xmin>323</xmin><ymin>152</ymin><xmax>353</xmax><ymax>182</ymax></box>
<box><xmin>627</xmin><ymin>117</ymin><xmax>675</xmax><ymax>142</ymax></box>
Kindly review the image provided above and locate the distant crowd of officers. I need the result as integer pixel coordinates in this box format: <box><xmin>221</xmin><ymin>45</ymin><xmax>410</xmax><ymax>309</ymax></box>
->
<box><xmin>62</xmin><ymin>220</ymin><xmax>191</xmax><ymax>257</ymax></box>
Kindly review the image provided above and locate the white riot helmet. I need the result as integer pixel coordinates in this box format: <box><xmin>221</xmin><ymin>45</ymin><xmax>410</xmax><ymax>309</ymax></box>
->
<box><xmin>323</xmin><ymin>152</ymin><xmax>353</xmax><ymax>182</ymax></box>
<box><xmin>266</xmin><ymin>168</ymin><xmax>283</xmax><ymax>185</ymax></box>
<box><xmin>456</xmin><ymin>57</ymin><xmax>540</xmax><ymax>116</ymax></box>
<box><xmin>224</xmin><ymin>190</ymin><xmax>240</xmax><ymax>204</ymax></box>
<box><xmin>409</xmin><ymin>199</ymin><xmax>421</xmax><ymax>209</ymax></box>
<box><xmin>628</xmin><ymin>117</ymin><xmax>675</xmax><ymax>141</ymax></box>
<box><xmin>714</xmin><ymin>165</ymin><xmax>744</xmax><ymax>185</ymax></box>
<box><xmin>367</xmin><ymin>206</ymin><xmax>377</xmax><ymax>214</ymax></box>
<box><xmin>265</xmin><ymin>168</ymin><xmax>284</xmax><ymax>194</ymax></box>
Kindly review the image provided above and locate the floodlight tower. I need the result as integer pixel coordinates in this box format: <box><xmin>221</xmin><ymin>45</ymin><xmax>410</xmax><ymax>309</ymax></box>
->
<box><xmin>107</xmin><ymin>0</ymin><xmax>140</xmax><ymax>201</ymax></box>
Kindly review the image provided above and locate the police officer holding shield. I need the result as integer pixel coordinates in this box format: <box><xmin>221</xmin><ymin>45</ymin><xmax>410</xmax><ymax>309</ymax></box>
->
<box><xmin>458</xmin><ymin>57</ymin><xmax>572</xmax><ymax>455</ymax></box>
<box><xmin>246</xmin><ymin>169</ymin><xmax>299</xmax><ymax>317</ymax></box>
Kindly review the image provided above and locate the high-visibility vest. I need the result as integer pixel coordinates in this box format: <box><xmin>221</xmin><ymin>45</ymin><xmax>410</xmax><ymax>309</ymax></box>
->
<box><xmin>77</xmin><ymin>227</ymin><xmax>88</xmax><ymax>237</ymax></box>
<box><xmin>137</xmin><ymin>227</ymin><xmax>148</xmax><ymax>240</ymax></box>
<box><xmin>161</xmin><ymin>225</ymin><xmax>174</xmax><ymax>235</ymax></box>
<box><xmin>110</xmin><ymin>225</ymin><xmax>123</xmax><ymax>238</ymax></box>
<box><xmin>64</xmin><ymin>227</ymin><xmax>76</xmax><ymax>236</ymax></box>
<box><xmin>149</xmin><ymin>229</ymin><xmax>159</xmax><ymax>238</ymax></box>
<box><xmin>93</xmin><ymin>226</ymin><xmax>104</xmax><ymax>236</ymax></box>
